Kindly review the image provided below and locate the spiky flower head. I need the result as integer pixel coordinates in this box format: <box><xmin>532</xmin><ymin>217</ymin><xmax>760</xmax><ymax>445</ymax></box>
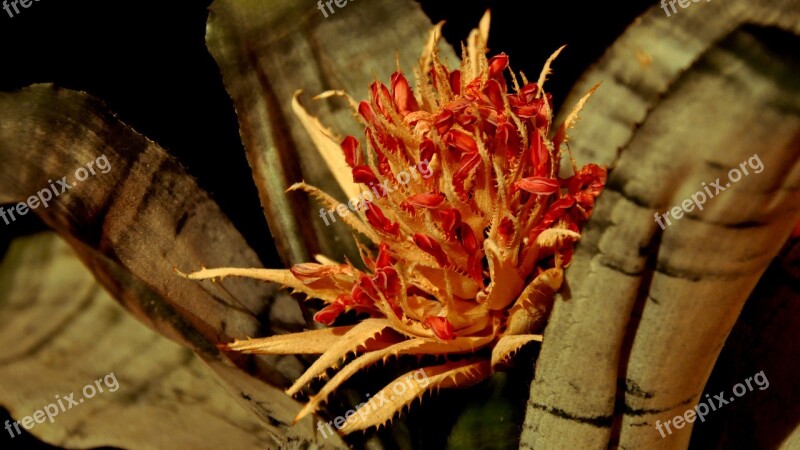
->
<box><xmin>184</xmin><ymin>12</ymin><xmax>606</xmax><ymax>434</ymax></box>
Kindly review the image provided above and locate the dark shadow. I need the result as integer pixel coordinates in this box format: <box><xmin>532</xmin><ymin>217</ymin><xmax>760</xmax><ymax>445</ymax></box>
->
<box><xmin>691</xmin><ymin>237</ymin><xmax>800</xmax><ymax>449</ymax></box>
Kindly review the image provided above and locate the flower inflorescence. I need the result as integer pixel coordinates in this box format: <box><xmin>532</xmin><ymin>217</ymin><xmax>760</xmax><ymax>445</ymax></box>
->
<box><xmin>183</xmin><ymin>12</ymin><xmax>606</xmax><ymax>434</ymax></box>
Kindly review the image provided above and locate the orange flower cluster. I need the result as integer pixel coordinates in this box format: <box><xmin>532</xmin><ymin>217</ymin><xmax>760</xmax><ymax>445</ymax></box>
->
<box><xmin>184</xmin><ymin>12</ymin><xmax>606</xmax><ymax>434</ymax></box>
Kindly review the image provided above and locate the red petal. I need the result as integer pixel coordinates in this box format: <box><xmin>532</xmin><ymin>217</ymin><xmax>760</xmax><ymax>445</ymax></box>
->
<box><xmin>514</xmin><ymin>97</ymin><xmax>545</xmax><ymax>119</ymax></box>
<box><xmin>413</xmin><ymin>234</ymin><xmax>450</xmax><ymax>267</ymax></box>
<box><xmin>350</xmin><ymin>284</ymin><xmax>372</xmax><ymax>306</ymax></box>
<box><xmin>483</xmin><ymin>79</ymin><xmax>505</xmax><ymax>111</ymax></box>
<box><xmin>477</xmin><ymin>105</ymin><xmax>499</xmax><ymax>128</ymax></box>
<box><xmin>402</xmin><ymin>192</ymin><xmax>446</xmax><ymax>210</ymax></box>
<box><xmin>425</xmin><ymin>316</ymin><xmax>455</xmax><ymax>341</ymax></box>
<box><xmin>494</xmin><ymin>121</ymin><xmax>520</xmax><ymax>161</ymax></box>
<box><xmin>537</xmin><ymin>93</ymin><xmax>553</xmax><ymax>128</ymax></box>
<box><xmin>453</xmin><ymin>152</ymin><xmax>482</xmax><ymax>196</ymax></box>
<box><xmin>391</xmin><ymin>71</ymin><xmax>419</xmax><ymax>115</ymax></box>
<box><xmin>562</xmin><ymin>164</ymin><xmax>607</xmax><ymax>219</ymax></box>
<box><xmin>365</xmin><ymin>130</ymin><xmax>391</xmax><ymax>174</ymax></box>
<box><xmin>458</xmin><ymin>223</ymin><xmax>479</xmax><ymax>253</ymax></box>
<box><xmin>373</xmin><ymin>267</ymin><xmax>401</xmax><ymax>296</ymax></box>
<box><xmin>375</xmin><ymin>243</ymin><xmax>395</xmax><ymax>269</ymax></box>
<box><xmin>365</xmin><ymin>129</ymin><xmax>397</xmax><ymax>178</ymax></box>
<box><xmin>356</xmin><ymin>274</ymin><xmax>379</xmax><ymax>299</ymax></box>
<box><xmin>567</xmin><ymin>163</ymin><xmax>607</xmax><ymax>196</ymax></box>
<box><xmin>528</xmin><ymin>196</ymin><xmax>578</xmax><ymax>244</ymax></box>
<box><xmin>514</xmin><ymin>177</ymin><xmax>560</xmax><ymax>195</ymax></box>
<box><xmin>341</xmin><ymin>135</ymin><xmax>361</xmax><ymax>168</ymax></box>
<box><xmin>313</xmin><ymin>301</ymin><xmax>346</xmax><ymax>325</ymax></box>
<box><xmin>530</xmin><ymin>129</ymin><xmax>550</xmax><ymax>176</ymax></box>
<box><xmin>359</xmin><ymin>101</ymin><xmax>378</xmax><ymax>127</ymax></box>
<box><xmin>370</xmin><ymin>81</ymin><xmax>394</xmax><ymax>119</ymax></box>
<box><xmin>542</xmin><ymin>196</ymin><xmax>576</xmax><ymax>225</ymax></box>
<box><xmin>434</xmin><ymin>109</ymin><xmax>454</xmax><ymax>135</ymax></box>
<box><xmin>445</xmin><ymin>129</ymin><xmax>479</xmax><ymax>154</ymax></box>
<box><xmin>365</xmin><ymin>202</ymin><xmax>400</xmax><ymax>236</ymax></box>
<box><xmin>352</xmin><ymin>165</ymin><xmax>379</xmax><ymax>185</ymax></box>
<box><xmin>449</xmin><ymin>70</ymin><xmax>462</xmax><ymax>95</ymax></box>
<box><xmin>509</xmin><ymin>83</ymin><xmax>539</xmax><ymax>106</ymax></box>
<box><xmin>360</xmin><ymin>100</ymin><xmax>401</xmax><ymax>160</ymax></box>
<box><xmin>439</xmin><ymin>208</ymin><xmax>462</xmax><ymax>241</ymax></box>
<box><xmin>488</xmin><ymin>53</ymin><xmax>509</xmax><ymax>78</ymax></box>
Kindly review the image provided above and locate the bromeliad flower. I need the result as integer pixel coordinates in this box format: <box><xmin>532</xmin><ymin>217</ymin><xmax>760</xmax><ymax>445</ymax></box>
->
<box><xmin>182</xmin><ymin>13</ymin><xmax>606</xmax><ymax>434</ymax></box>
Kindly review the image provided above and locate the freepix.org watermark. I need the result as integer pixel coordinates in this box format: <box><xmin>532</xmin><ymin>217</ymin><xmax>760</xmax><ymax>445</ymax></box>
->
<box><xmin>655</xmin><ymin>370</ymin><xmax>769</xmax><ymax>438</ymax></box>
<box><xmin>654</xmin><ymin>154</ymin><xmax>763</xmax><ymax>230</ymax></box>
<box><xmin>660</xmin><ymin>0</ymin><xmax>711</xmax><ymax>18</ymax></box>
<box><xmin>0</xmin><ymin>154</ymin><xmax>111</xmax><ymax>226</ymax></box>
<box><xmin>2</xmin><ymin>0</ymin><xmax>43</xmax><ymax>19</ymax></box>
<box><xmin>4</xmin><ymin>372</ymin><xmax>120</xmax><ymax>439</ymax></box>
<box><xmin>316</xmin><ymin>0</ymin><xmax>354</xmax><ymax>18</ymax></box>
<box><xmin>318</xmin><ymin>159</ymin><xmax>433</xmax><ymax>227</ymax></box>
<box><xmin>316</xmin><ymin>368</ymin><xmax>429</xmax><ymax>438</ymax></box>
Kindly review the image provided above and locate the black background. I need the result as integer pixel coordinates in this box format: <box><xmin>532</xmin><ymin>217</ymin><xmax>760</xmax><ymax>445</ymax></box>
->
<box><xmin>0</xmin><ymin>1</ymin><xmax>656</xmax><ymax>448</ymax></box>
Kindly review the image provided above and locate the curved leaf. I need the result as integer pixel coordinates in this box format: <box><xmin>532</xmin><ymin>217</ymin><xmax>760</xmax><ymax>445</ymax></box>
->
<box><xmin>0</xmin><ymin>233</ymin><xmax>286</xmax><ymax>448</ymax></box>
<box><xmin>0</xmin><ymin>85</ymin><xmax>346</xmax><ymax>446</ymax></box>
<box><xmin>523</xmin><ymin>1</ymin><xmax>800</xmax><ymax>449</ymax></box>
